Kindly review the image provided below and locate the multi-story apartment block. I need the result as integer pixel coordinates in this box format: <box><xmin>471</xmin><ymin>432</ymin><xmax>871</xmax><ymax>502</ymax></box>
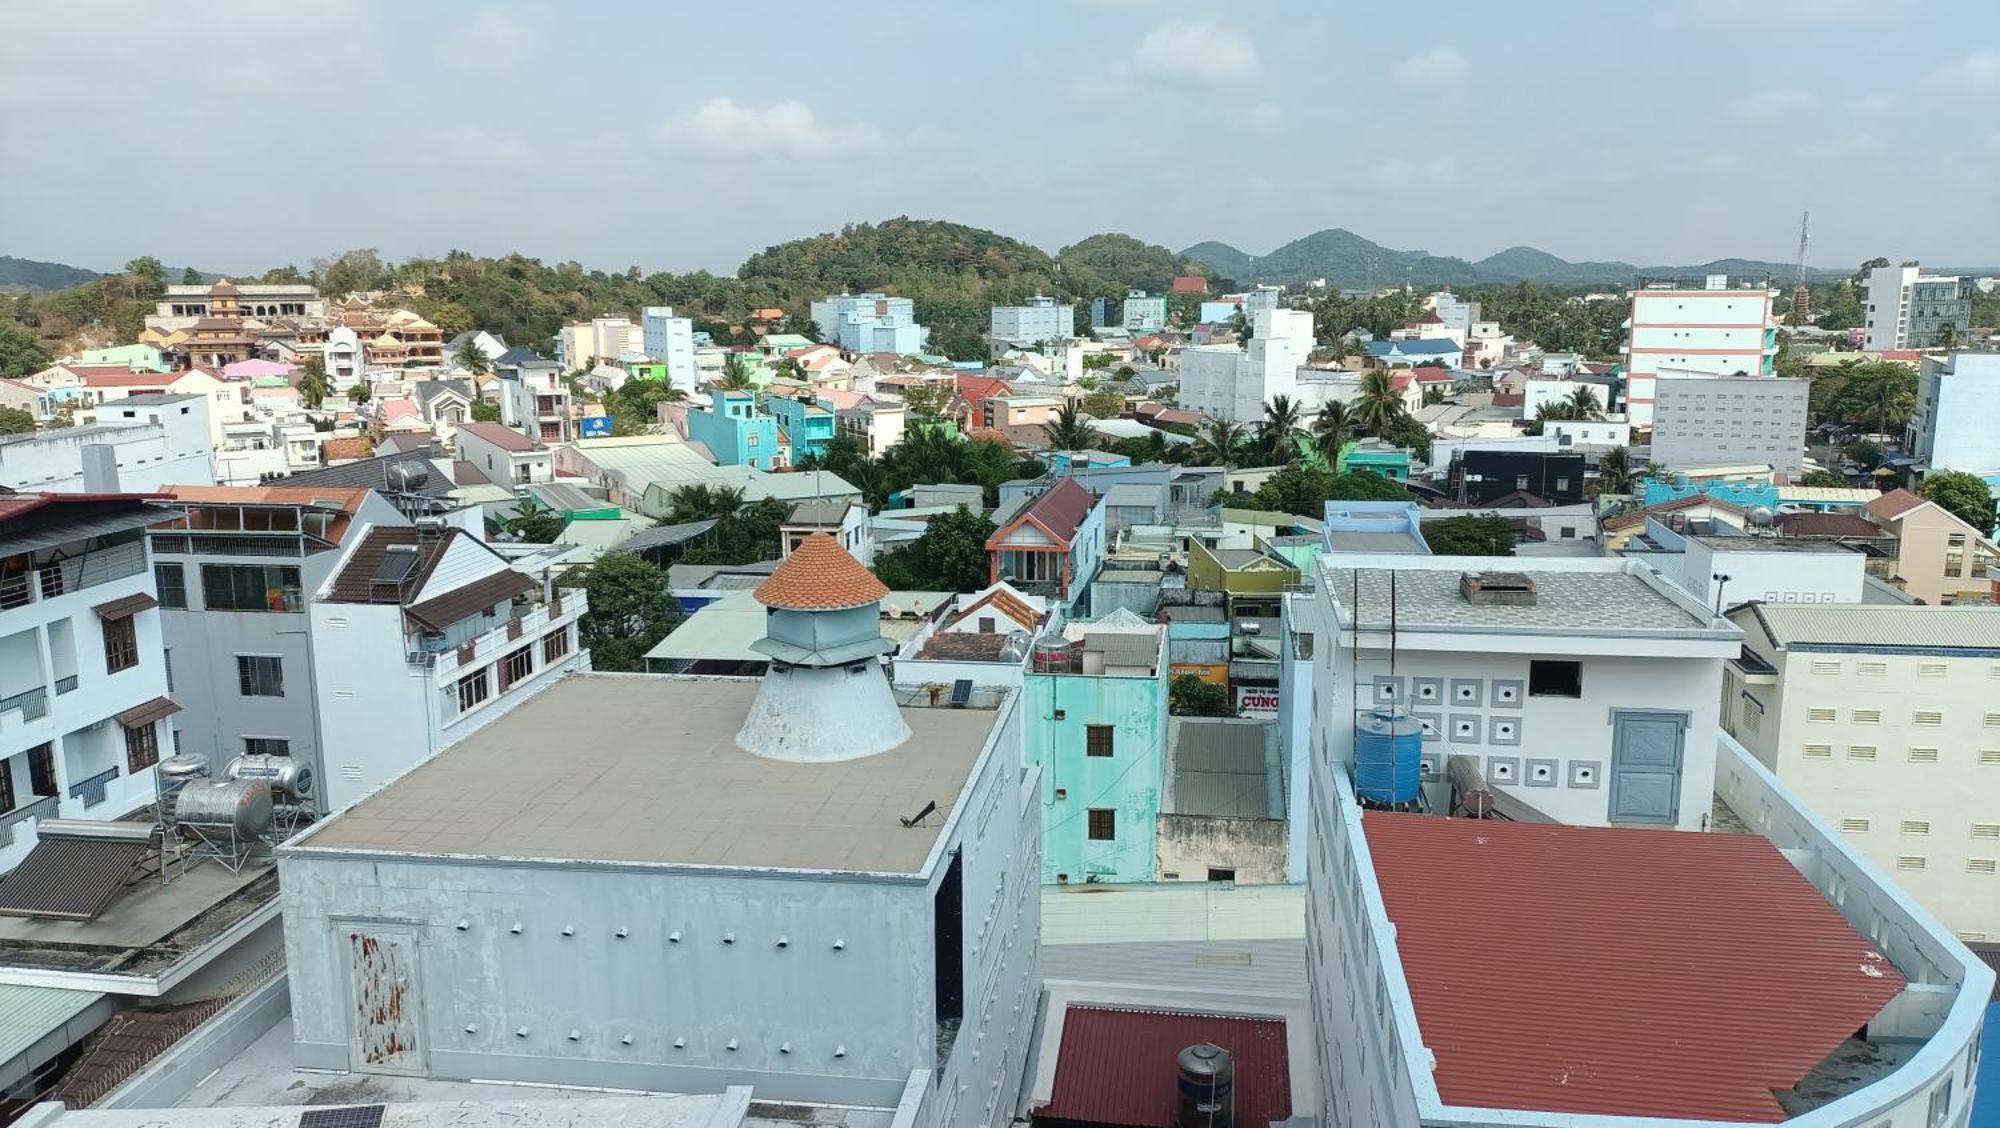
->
<box><xmin>1865</xmin><ymin>263</ymin><xmax>1972</xmax><ymax>350</ymax></box>
<box><xmin>493</xmin><ymin>347</ymin><xmax>571</xmax><ymax>443</ymax></box>
<box><xmin>1620</xmin><ymin>279</ymin><xmax>1778</xmax><ymax>428</ymax></box>
<box><xmin>308</xmin><ymin>520</ymin><xmax>589</xmax><ymax>811</ymax></box>
<box><xmin>455</xmin><ymin>421</ymin><xmax>555</xmax><ymax>490</ymax></box>
<box><xmin>1121</xmin><ymin>289</ymin><xmax>1167</xmax><ymax>333</ymax></box>
<box><xmin>1021</xmin><ymin>613</ymin><xmax>1168</xmax><ymax>885</ymax></box>
<box><xmin>557</xmin><ymin>317</ymin><xmax>643</xmax><ymax>370</ymax></box>
<box><xmin>0</xmin><ymin>406</ymin><xmax>216</xmax><ymax>495</ymax></box>
<box><xmin>1294</xmin><ymin>553</ymin><xmax>1993</xmax><ymax>1128</ymax></box>
<box><xmin>989</xmin><ymin>295</ymin><xmax>1075</xmax><ymax>346</ymax></box>
<box><xmin>1907</xmin><ymin>352</ymin><xmax>2000</xmax><ymax>480</ymax></box>
<box><xmin>1649</xmin><ymin>372</ymin><xmax>1810</xmax><ymax>477</ymax></box>
<box><xmin>1725</xmin><ymin>602</ymin><xmax>2000</xmax><ymax>942</ymax></box>
<box><xmin>1177</xmin><ymin>308</ymin><xmax>1317</xmax><ymax>423</ymax></box>
<box><xmin>809</xmin><ymin>293</ymin><xmax>929</xmax><ymax>355</ymax></box>
<box><xmin>1863</xmin><ymin>487</ymin><xmax>2000</xmax><ymax>604</ymax></box>
<box><xmin>1</xmin><ymin>494</ymin><xmax>178</xmax><ymax>873</ymax></box>
<box><xmin>146</xmin><ymin>486</ymin><xmax>403</xmax><ymax>810</ymax></box>
<box><xmin>687</xmin><ymin>391</ymin><xmax>783</xmax><ymax>469</ymax></box>
<box><xmin>641</xmin><ymin>306</ymin><xmax>698</xmax><ymax>394</ymax></box>
<box><xmin>764</xmin><ymin>393</ymin><xmax>835</xmax><ymax>462</ymax></box>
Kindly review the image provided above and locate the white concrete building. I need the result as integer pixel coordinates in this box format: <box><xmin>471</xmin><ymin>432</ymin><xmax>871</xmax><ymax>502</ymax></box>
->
<box><xmin>321</xmin><ymin>326</ymin><xmax>364</xmax><ymax>389</ymax></box>
<box><xmin>1650</xmin><ymin>372</ymin><xmax>1810</xmax><ymax>477</ymax></box>
<box><xmin>1907</xmin><ymin>351</ymin><xmax>2000</xmax><ymax>476</ymax></box>
<box><xmin>1865</xmin><ymin>264</ymin><xmax>1972</xmax><ymax>351</ymax></box>
<box><xmin>1176</xmin><ymin>308</ymin><xmax>1317</xmax><ymax>424</ymax></box>
<box><xmin>1542</xmin><ymin>417</ymin><xmax>1631</xmax><ymax>448</ymax></box>
<box><xmin>892</xmin><ymin>581</ymin><xmax>1052</xmax><ymax>691</ymax></box>
<box><xmin>1620</xmin><ymin>281</ymin><xmax>1778</xmax><ymax>427</ymax></box>
<box><xmin>1726</xmin><ymin>602</ymin><xmax>2000</xmax><ymax>942</ymax></box>
<box><xmin>307</xmin><ymin>520</ymin><xmax>588</xmax><ymax>812</ymax></box>
<box><xmin>642</xmin><ymin>306</ymin><xmax>699</xmax><ymax>394</ymax></box>
<box><xmin>989</xmin><ymin>296</ymin><xmax>1074</xmax><ymax>347</ymax></box>
<box><xmin>276</xmin><ymin>542</ymin><xmax>1038</xmax><ymax>1126</ymax></box>
<box><xmin>1121</xmin><ymin>290</ymin><xmax>1166</xmax><ymax>333</ymax></box>
<box><xmin>1296</xmin><ymin>554</ymin><xmax>1994</xmax><ymax>1128</ymax></box>
<box><xmin>810</xmin><ymin>293</ymin><xmax>928</xmax><ymax>355</ymax></box>
<box><xmin>1</xmin><ymin>494</ymin><xmax>178</xmax><ymax>874</ymax></box>
<box><xmin>0</xmin><ymin>410</ymin><xmax>216</xmax><ymax>496</ymax></box>
<box><xmin>558</xmin><ymin>317</ymin><xmax>643</xmax><ymax>369</ymax></box>
<box><xmin>455</xmin><ymin>421</ymin><xmax>553</xmax><ymax>490</ymax></box>
<box><xmin>1628</xmin><ymin>523</ymin><xmax>1868</xmax><ymax>610</ymax></box>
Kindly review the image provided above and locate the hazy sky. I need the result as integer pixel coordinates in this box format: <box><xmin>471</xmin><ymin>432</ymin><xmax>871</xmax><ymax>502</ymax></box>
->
<box><xmin>3</xmin><ymin>0</ymin><xmax>1996</xmax><ymax>277</ymax></box>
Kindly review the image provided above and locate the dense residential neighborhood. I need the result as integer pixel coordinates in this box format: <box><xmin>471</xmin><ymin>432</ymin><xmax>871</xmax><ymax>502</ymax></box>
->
<box><xmin>1</xmin><ymin>5</ymin><xmax>1997</xmax><ymax>1128</ymax></box>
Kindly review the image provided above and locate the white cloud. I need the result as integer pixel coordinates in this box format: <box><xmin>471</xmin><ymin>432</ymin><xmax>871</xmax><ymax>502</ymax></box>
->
<box><xmin>1926</xmin><ymin>49</ymin><xmax>2000</xmax><ymax>90</ymax></box>
<box><xmin>1740</xmin><ymin>88</ymin><xmax>1819</xmax><ymax>117</ymax></box>
<box><xmin>1127</xmin><ymin>20</ymin><xmax>1259</xmax><ymax>89</ymax></box>
<box><xmin>1369</xmin><ymin>155</ymin><xmax>1460</xmax><ymax>188</ymax></box>
<box><xmin>1244</xmin><ymin>102</ymin><xmax>1283</xmax><ymax>134</ymax></box>
<box><xmin>668</xmin><ymin>97</ymin><xmax>883</xmax><ymax>158</ymax></box>
<box><xmin>1845</xmin><ymin>91</ymin><xmax>1894</xmax><ymax>115</ymax></box>
<box><xmin>1390</xmin><ymin>47</ymin><xmax>1468</xmax><ymax>85</ymax></box>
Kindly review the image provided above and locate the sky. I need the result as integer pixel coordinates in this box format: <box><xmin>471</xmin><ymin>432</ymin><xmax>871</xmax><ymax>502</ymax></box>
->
<box><xmin>2</xmin><ymin>0</ymin><xmax>1997</xmax><ymax>278</ymax></box>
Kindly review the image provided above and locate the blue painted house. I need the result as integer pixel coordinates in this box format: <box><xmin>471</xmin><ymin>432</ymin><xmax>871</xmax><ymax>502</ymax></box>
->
<box><xmin>686</xmin><ymin>391</ymin><xmax>781</xmax><ymax>469</ymax></box>
<box><xmin>1366</xmin><ymin>338</ymin><xmax>1464</xmax><ymax>368</ymax></box>
<box><xmin>765</xmin><ymin>394</ymin><xmax>836</xmax><ymax>463</ymax></box>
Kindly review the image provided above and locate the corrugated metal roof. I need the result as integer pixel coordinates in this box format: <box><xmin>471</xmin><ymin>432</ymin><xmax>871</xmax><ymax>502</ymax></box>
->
<box><xmin>1367</xmin><ymin>812</ymin><xmax>1907</xmax><ymax>1122</ymax></box>
<box><xmin>1038</xmin><ymin>1005</ymin><xmax>1291</xmax><ymax>1128</ymax></box>
<box><xmin>0</xmin><ymin>983</ymin><xmax>103</xmax><ymax>1069</ymax></box>
<box><xmin>1168</xmin><ymin>720</ymin><xmax>1276</xmax><ymax>818</ymax></box>
<box><xmin>1754</xmin><ymin>604</ymin><xmax>2000</xmax><ymax>651</ymax></box>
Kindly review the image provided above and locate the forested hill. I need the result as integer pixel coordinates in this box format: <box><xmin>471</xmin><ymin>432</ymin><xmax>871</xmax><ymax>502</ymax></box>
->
<box><xmin>0</xmin><ymin>256</ymin><xmax>101</xmax><ymax>292</ymax></box>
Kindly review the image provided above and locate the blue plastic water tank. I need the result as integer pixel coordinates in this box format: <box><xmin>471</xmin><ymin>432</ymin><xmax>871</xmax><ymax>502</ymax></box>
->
<box><xmin>1354</xmin><ymin>709</ymin><xmax>1424</xmax><ymax>804</ymax></box>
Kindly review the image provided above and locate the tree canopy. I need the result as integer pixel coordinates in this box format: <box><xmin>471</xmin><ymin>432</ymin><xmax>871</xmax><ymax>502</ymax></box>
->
<box><xmin>870</xmin><ymin>506</ymin><xmax>996</xmax><ymax>593</ymax></box>
<box><xmin>1420</xmin><ymin>515</ymin><xmax>1516</xmax><ymax>556</ymax></box>
<box><xmin>1918</xmin><ymin>470</ymin><xmax>1996</xmax><ymax>534</ymax></box>
<box><xmin>556</xmin><ymin>551</ymin><xmax>680</xmax><ymax>672</ymax></box>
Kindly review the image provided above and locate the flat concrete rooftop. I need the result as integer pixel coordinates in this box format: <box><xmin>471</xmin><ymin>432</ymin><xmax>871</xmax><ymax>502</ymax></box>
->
<box><xmin>296</xmin><ymin>674</ymin><xmax>998</xmax><ymax>874</ymax></box>
<box><xmin>1323</xmin><ymin>563</ymin><xmax>1718</xmax><ymax>633</ymax></box>
<box><xmin>0</xmin><ymin>856</ymin><xmax>276</xmax><ymax>980</ymax></box>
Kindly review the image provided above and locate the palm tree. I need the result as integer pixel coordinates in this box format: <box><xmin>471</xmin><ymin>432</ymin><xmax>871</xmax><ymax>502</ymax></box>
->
<box><xmin>297</xmin><ymin>356</ymin><xmax>330</xmax><ymax>410</ymax></box>
<box><xmin>1596</xmin><ymin>445</ymin><xmax>1635</xmax><ymax>496</ymax></box>
<box><xmin>717</xmin><ymin>353</ymin><xmax>754</xmax><ymax>392</ymax></box>
<box><xmin>1043</xmin><ymin>402</ymin><xmax>1098</xmax><ymax>452</ymax></box>
<box><xmin>1311</xmin><ymin>400</ymin><xmax>1353</xmax><ymax>467</ymax></box>
<box><xmin>662</xmin><ymin>484</ymin><xmax>746</xmax><ymax>523</ymax></box>
<box><xmin>1354</xmin><ymin>370</ymin><xmax>1403</xmax><ymax>436</ymax></box>
<box><xmin>1258</xmin><ymin>395</ymin><xmax>1304</xmax><ymax>463</ymax></box>
<box><xmin>1932</xmin><ymin>324</ymin><xmax>1963</xmax><ymax>350</ymax></box>
<box><xmin>1566</xmin><ymin>384</ymin><xmax>1603</xmax><ymax>419</ymax></box>
<box><xmin>1195</xmin><ymin>419</ymin><xmax>1246</xmax><ymax>467</ymax></box>
<box><xmin>452</xmin><ymin>338</ymin><xmax>491</xmax><ymax>377</ymax></box>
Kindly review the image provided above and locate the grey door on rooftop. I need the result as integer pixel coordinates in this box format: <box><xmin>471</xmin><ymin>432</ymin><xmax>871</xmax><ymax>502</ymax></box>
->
<box><xmin>344</xmin><ymin>923</ymin><xmax>425</xmax><ymax>1076</ymax></box>
<box><xmin>1608</xmin><ymin>710</ymin><xmax>1686</xmax><ymax>825</ymax></box>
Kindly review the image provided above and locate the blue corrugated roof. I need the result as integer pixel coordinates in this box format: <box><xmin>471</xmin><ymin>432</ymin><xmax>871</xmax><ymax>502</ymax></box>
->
<box><xmin>1974</xmin><ymin>1002</ymin><xmax>1999</xmax><ymax>1128</ymax></box>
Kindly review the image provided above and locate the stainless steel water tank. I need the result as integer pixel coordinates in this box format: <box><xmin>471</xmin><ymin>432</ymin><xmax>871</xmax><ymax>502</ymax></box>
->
<box><xmin>1175</xmin><ymin>1043</ymin><xmax>1234</xmax><ymax>1128</ymax></box>
<box><xmin>156</xmin><ymin>753</ymin><xmax>210</xmax><ymax>781</ymax></box>
<box><xmin>225</xmin><ymin>753</ymin><xmax>313</xmax><ymax>801</ymax></box>
<box><xmin>172</xmin><ymin>779</ymin><xmax>274</xmax><ymax>838</ymax></box>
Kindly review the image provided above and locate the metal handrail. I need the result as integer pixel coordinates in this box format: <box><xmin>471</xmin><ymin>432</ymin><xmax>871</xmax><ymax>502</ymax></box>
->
<box><xmin>0</xmin><ymin>794</ymin><xmax>60</xmax><ymax>849</ymax></box>
<box><xmin>67</xmin><ymin>766</ymin><xmax>120</xmax><ymax>808</ymax></box>
<box><xmin>0</xmin><ymin>685</ymin><xmax>48</xmax><ymax>722</ymax></box>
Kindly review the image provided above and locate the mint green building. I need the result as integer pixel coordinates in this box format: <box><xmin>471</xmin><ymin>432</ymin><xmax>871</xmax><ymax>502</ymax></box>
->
<box><xmin>77</xmin><ymin>343</ymin><xmax>170</xmax><ymax>372</ymax></box>
<box><xmin>1336</xmin><ymin>437</ymin><xmax>1412</xmax><ymax>481</ymax></box>
<box><xmin>1020</xmin><ymin>614</ymin><xmax>1168</xmax><ymax>884</ymax></box>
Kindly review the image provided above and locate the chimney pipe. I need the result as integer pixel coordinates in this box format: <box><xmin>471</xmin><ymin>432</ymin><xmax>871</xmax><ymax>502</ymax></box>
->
<box><xmin>81</xmin><ymin>444</ymin><xmax>121</xmax><ymax>493</ymax></box>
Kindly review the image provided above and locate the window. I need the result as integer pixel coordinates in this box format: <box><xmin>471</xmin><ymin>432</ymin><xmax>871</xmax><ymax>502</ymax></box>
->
<box><xmin>1898</xmin><ymin>855</ymin><xmax>1928</xmax><ymax>871</ymax></box>
<box><xmin>1207</xmin><ymin>867</ymin><xmax>1236</xmax><ymax>883</ymax></box>
<box><xmin>1848</xmin><ymin>744</ymin><xmax>1878</xmax><ymax>760</ymax></box>
<box><xmin>456</xmin><ymin>669</ymin><xmax>490</xmax><ymax>712</ymax></box>
<box><xmin>1971</xmin><ymin>823</ymin><xmax>2000</xmax><ymax>840</ymax></box>
<box><xmin>103</xmin><ymin>615</ymin><xmax>138</xmax><ymax>673</ymax></box>
<box><xmin>244</xmin><ymin>737</ymin><xmax>290</xmax><ymax>756</ymax></box>
<box><xmin>1928</xmin><ymin>1078</ymin><xmax>1952</xmax><ymax>1128</ymax></box>
<box><xmin>542</xmin><ymin>628</ymin><xmax>570</xmax><ymax>664</ymax></box>
<box><xmin>1806</xmin><ymin>707</ymin><xmax>1836</xmax><ymax>723</ymax></box>
<box><xmin>1902</xmin><ymin>820</ymin><xmax>1932</xmax><ymax>836</ymax></box>
<box><xmin>155</xmin><ymin>563</ymin><xmax>188</xmax><ymax>609</ymax></box>
<box><xmin>201</xmin><ymin>564</ymin><xmax>302</xmax><ymax>612</ymax></box>
<box><xmin>1856</xmin><ymin>660</ymin><xmax>1887</xmax><ymax>676</ymax></box>
<box><xmin>0</xmin><ymin>759</ymin><xmax>12</xmax><ymax>814</ymax></box>
<box><xmin>1918</xmin><ymin>662</ymin><xmax>1947</xmax><ymax>677</ymax></box>
<box><xmin>1086</xmin><ymin>725</ymin><xmax>1114</xmax><ymax>758</ymax></box>
<box><xmin>1803</xmin><ymin>743</ymin><xmax>1832</xmax><ymax>759</ymax></box>
<box><xmin>1909</xmin><ymin>747</ymin><xmax>1940</xmax><ymax>763</ymax></box>
<box><xmin>1087</xmin><ymin>808</ymin><xmax>1116</xmax><ymax>841</ymax></box>
<box><xmin>236</xmin><ymin>655</ymin><xmax>284</xmax><ymax>697</ymax></box>
<box><xmin>1913</xmin><ymin>710</ymin><xmax>1942</xmax><ymax>726</ymax></box>
<box><xmin>499</xmin><ymin>645</ymin><xmax>533</xmax><ymax>691</ymax></box>
<box><xmin>1852</xmin><ymin>708</ymin><xmax>1881</xmax><ymax>724</ymax></box>
<box><xmin>1839</xmin><ymin>817</ymin><xmax>1870</xmax><ymax>833</ymax></box>
<box><xmin>1528</xmin><ymin>660</ymin><xmax>1581</xmax><ymax>698</ymax></box>
<box><xmin>124</xmin><ymin>722</ymin><xmax>160</xmax><ymax>773</ymax></box>
<box><xmin>1984</xmin><ymin>750</ymin><xmax>2000</xmax><ymax>766</ymax></box>
<box><xmin>1810</xmin><ymin>659</ymin><xmax>1841</xmax><ymax>675</ymax></box>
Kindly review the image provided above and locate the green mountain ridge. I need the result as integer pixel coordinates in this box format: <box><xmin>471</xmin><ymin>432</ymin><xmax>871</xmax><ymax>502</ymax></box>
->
<box><xmin>0</xmin><ymin>256</ymin><xmax>102</xmax><ymax>292</ymax></box>
<box><xmin>1178</xmin><ymin>229</ymin><xmax>1882</xmax><ymax>288</ymax></box>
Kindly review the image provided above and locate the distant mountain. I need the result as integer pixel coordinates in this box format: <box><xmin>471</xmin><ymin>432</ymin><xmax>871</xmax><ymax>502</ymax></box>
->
<box><xmin>1179</xmin><ymin>230</ymin><xmax>1854</xmax><ymax>289</ymax></box>
<box><xmin>0</xmin><ymin>256</ymin><xmax>101</xmax><ymax>292</ymax></box>
<box><xmin>1056</xmin><ymin>233</ymin><xmax>1211</xmax><ymax>295</ymax></box>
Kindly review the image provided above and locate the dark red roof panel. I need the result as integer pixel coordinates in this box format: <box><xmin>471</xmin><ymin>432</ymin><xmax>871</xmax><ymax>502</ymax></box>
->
<box><xmin>1367</xmin><ymin>812</ymin><xmax>1907</xmax><ymax>1123</ymax></box>
<box><xmin>1003</xmin><ymin>477</ymin><xmax>1095</xmax><ymax>545</ymax></box>
<box><xmin>1038</xmin><ymin>1006</ymin><xmax>1291</xmax><ymax>1128</ymax></box>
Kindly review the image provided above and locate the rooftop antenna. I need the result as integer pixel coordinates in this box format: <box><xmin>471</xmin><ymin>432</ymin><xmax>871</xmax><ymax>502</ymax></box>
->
<box><xmin>1789</xmin><ymin>211</ymin><xmax>1812</xmax><ymax>326</ymax></box>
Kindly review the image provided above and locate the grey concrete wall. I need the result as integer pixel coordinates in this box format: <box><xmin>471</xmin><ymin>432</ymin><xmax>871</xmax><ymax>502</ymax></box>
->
<box><xmin>99</xmin><ymin>973</ymin><xmax>290</xmax><ymax>1110</ymax></box>
<box><xmin>1156</xmin><ymin>815</ymin><xmax>1289</xmax><ymax>884</ymax></box>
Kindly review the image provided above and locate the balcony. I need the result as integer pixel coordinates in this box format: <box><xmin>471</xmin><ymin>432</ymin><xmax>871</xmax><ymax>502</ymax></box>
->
<box><xmin>0</xmin><ymin>794</ymin><xmax>59</xmax><ymax>852</ymax></box>
<box><xmin>1</xmin><ymin>539</ymin><xmax>148</xmax><ymax>610</ymax></box>
<box><xmin>0</xmin><ymin>685</ymin><xmax>48</xmax><ymax>724</ymax></box>
<box><xmin>427</xmin><ymin>592</ymin><xmax>586</xmax><ymax>678</ymax></box>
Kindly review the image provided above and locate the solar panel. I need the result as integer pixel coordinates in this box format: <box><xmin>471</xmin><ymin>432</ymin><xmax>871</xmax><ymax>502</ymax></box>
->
<box><xmin>371</xmin><ymin>546</ymin><xmax>420</xmax><ymax>583</ymax></box>
<box><xmin>0</xmin><ymin>832</ymin><xmax>149</xmax><ymax>921</ymax></box>
<box><xmin>949</xmin><ymin>679</ymin><xmax>973</xmax><ymax>706</ymax></box>
<box><xmin>299</xmin><ymin>1107</ymin><xmax>386</xmax><ymax>1128</ymax></box>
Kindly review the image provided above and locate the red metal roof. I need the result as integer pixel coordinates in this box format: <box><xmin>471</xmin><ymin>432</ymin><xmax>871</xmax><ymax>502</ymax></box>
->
<box><xmin>1366</xmin><ymin>812</ymin><xmax>1907</xmax><ymax>1123</ymax></box>
<box><xmin>1038</xmin><ymin>1005</ymin><xmax>1291</xmax><ymax>1128</ymax></box>
<box><xmin>1170</xmin><ymin>275</ymin><xmax>1209</xmax><ymax>294</ymax></box>
<box><xmin>994</xmin><ymin>477</ymin><xmax>1095</xmax><ymax>547</ymax></box>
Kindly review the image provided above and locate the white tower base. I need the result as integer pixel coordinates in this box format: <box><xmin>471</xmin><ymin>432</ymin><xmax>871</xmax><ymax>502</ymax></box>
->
<box><xmin>736</xmin><ymin>661</ymin><xmax>911</xmax><ymax>763</ymax></box>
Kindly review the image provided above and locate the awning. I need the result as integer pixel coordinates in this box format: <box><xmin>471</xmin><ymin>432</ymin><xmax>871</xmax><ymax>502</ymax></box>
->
<box><xmin>115</xmin><ymin>696</ymin><xmax>181</xmax><ymax>729</ymax></box>
<box><xmin>93</xmin><ymin>593</ymin><xmax>158</xmax><ymax>620</ymax></box>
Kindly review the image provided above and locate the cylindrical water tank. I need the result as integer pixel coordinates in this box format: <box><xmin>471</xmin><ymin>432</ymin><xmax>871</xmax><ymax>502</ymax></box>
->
<box><xmin>225</xmin><ymin>754</ymin><xmax>314</xmax><ymax>802</ymax></box>
<box><xmin>1175</xmin><ymin>1043</ymin><xmax>1235</xmax><ymax>1128</ymax></box>
<box><xmin>172</xmin><ymin>779</ymin><xmax>274</xmax><ymax>838</ymax></box>
<box><xmin>156</xmin><ymin>753</ymin><xmax>210</xmax><ymax>781</ymax></box>
<box><xmin>1354</xmin><ymin>709</ymin><xmax>1424</xmax><ymax>804</ymax></box>
<box><xmin>1031</xmin><ymin>639</ymin><xmax>1073</xmax><ymax>674</ymax></box>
